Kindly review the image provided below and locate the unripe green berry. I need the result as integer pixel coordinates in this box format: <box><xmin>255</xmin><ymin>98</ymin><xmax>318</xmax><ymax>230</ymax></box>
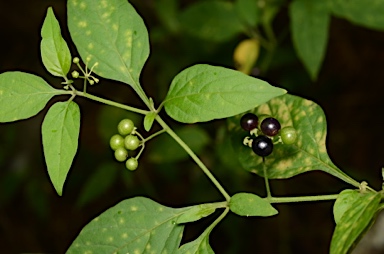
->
<box><xmin>73</xmin><ymin>57</ymin><xmax>80</xmax><ymax>64</ymax></box>
<box><xmin>110</xmin><ymin>134</ymin><xmax>124</xmax><ymax>150</ymax></box>
<box><xmin>72</xmin><ymin>70</ymin><xmax>79</xmax><ymax>78</ymax></box>
<box><xmin>117</xmin><ymin>119</ymin><xmax>135</xmax><ymax>136</ymax></box>
<box><xmin>126</xmin><ymin>157</ymin><xmax>138</xmax><ymax>171</ymax></box>
<box><xmin>124</xmin><ymin>134</ymin><xmax>140</xmax><ymax>150</ymax></box>
<box><xmin>280</xmin><ymin>126</ymin><xmax>298</xmax><ymax>145</ymax></box>
<box><xmin>114</xmin><ymin>147</ymin><xmax>128</xmax><ymax>162</ymax></box>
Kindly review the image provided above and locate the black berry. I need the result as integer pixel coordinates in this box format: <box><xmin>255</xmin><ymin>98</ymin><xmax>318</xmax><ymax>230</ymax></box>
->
<box><xmin>240</xmin><ymin>113</ymin><xmax>258</xmax><ymax>131</ymax></box>
<box><xmin>252</xmin><ymin>135</ymin><xmax>273</xmax><ymax>157</ymax></box>
<box><xmin>260</xmin><ymin>117</ymin><xmax>281</xmax><ymax>136</ymax></box>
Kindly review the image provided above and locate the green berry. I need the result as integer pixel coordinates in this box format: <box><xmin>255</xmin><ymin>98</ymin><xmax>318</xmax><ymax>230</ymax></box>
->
<box><xmin>117</xmin><ymin>119</ymin><xmax>135</xmax><ymax>135</ymax></box>
<box><xmin>114</xmin><ymin>147</ymin><xmax>128</xmax><ymax>162</ymax></box>
<box><xmin>110</xmin><ymin>134</ymin><xmax>124</xmax><ymax>150</ymax></box>
<box><xmin>71</xmin><ymin>70</ymin><xmax>79</xmax><ymax>78</ymax></box>
<box><xmin>126</xmin><ymin>157</ymin><xmax>138</xmax><ymax>171</ymax></box>
<box><xmin>73</xmin><ymin>57</ymin><xmax>80</xmax><ymax>64</ymax></box>
<box><xmin>124</xmin><ymin>134</ymin><xmax>140</xmax><ymax>150</ymax></box>
<box><xmin>280</xmin><ymin>126</ymin><xmax>298</xmax><ymax>145</ymax></box>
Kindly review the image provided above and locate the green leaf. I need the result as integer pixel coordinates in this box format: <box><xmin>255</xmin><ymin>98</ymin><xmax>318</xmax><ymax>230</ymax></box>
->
<box><xmin>164</xmin><ymin>64</ymin><xmax>286</xmax><ymax>123</ymax></box>
<box><xmin>235</xmin><ymin>0</ymin><xmax>260</xmax><ymax>27</ymax></box>
<box><xmin>0</xmin><ymin>72</ymin><xmax>59</xmax><ymax>122</ymax></box>
<box><xmin>333</xmin><ymin>189</ymin><xmax>360</xmax><ymax>224</ymax></box>
<box><xmin>144</xmin><ymin>112</ymin><xmax>157</xmax><ymax>132</ymax></box>
<box><xmin>228</xmin><ymin>94</ymin><xmax>357</xmax><ymax>185</ymax></box>
<box><xmin>42</xmin><ymin>101</ymin><xmax>80</xmax><ymax>196</ymax></box>
<box><xmin>180</xmin><ymin>0</ymin><xmax>244</xmax><ymax>42</ymax></box>
<box><xmin>76</xmin><ymin>163</ymin><xmax>118</xmax><ymax>207</ymax></box>
<box><xmin>289</xmin><ymin>0</ymin><xmax>330</xmax><ymax>80</ymax></box>
<box><xmin>178</xmin><ymin>208</ymin><xmax>228</xmax><ymax>254</ymax></box>
<box><xmin>67</xmin><ymin>197</ymin><xmax>191</xmax><ymax>253</ymax></box>
<box><xmin>67</xmin><ymin>0</ymin><xmax>149</xmax><ymax>96</ymax></box>
<box><xmin>148</xmin><ymin>125</ymin><xmax>210</xmax><ymax>163</ymax></box>
<box><xmin>41</xmin><ymin>7</ymin><xmax>72</xmax><ymax>77</ymax></box>
<box><xmin>330</xmin><ymin>192</ymin><xmax>381</xmax><ymax>254</ymax></box>
<box><xmin>177</xmin><ymin>203</ymin><xmax>218</xmax><ymax>224</ymax></box>
<box><xmin>229</xmin><ymin>193</ymin><xmax>278</xmax><ymax>217</ymax></box>
<box><xmin>154</xmin><ymin>0</ymin><xmax>180</xmax><ymax>33</ymax></box>
<box><xmin>177</xmin><ymin>226</ymin><xmax>214</xmax><ymax>254</ymax></box>
<box><xmin>331</xmin><ymin>0</ymin><xmax>384</xmax><ymax>30</ymax></box>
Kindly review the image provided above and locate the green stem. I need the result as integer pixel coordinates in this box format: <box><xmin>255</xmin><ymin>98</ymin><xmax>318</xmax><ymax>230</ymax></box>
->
<box><xmin>143</xmin><ymin>129</ymin><xmax>166</xmax><ymax>142</ymax></box>
<box><xmin>263</xmin><ymin>166</ymin><xmax>272</xmax><ymax>199</ymax></box>
<box><xmin>268</xmin><ymin>194</ymin><xmax>339</xmax><ymax>204</ymax></box>
<box><xmin>76</xmin><ymin>91</ymin><xmax>149</xmax><ymax>115</ymax></box>
<box><xmin>208</xmin><ymin>207</ymin><xmax>229</xmax><ymax>230</ymax></box>
<box><xmin>155</xmin><ymin>115</ymin><xmax>231</xmax><ymax>202</ymax></box>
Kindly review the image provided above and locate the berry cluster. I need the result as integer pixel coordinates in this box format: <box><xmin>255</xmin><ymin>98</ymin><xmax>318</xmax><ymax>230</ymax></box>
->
<box><xmin>240</xmin><ymin>113</ymin><xmax>297</xmax><ymax>158</ymax></box>
<box><xmin>109</xmin><ymin>118</ymin><xmax>144</xmax><ymax>171</ymax></box>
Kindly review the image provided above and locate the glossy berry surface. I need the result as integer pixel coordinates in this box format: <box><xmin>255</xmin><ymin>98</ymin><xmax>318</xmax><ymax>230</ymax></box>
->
<box><xmin>252</xmin><ymin>135</ymin><xmax>273</xmax><ymax>157</ymax></box>
<box><xmin>126</xmin><ymin>157</ymin><xmax>139</xmax><ymax>171</ymax></box>
<box><xmin>280</xmin><ymin>126</ymin><xmax>298</xmax><ymax>145</ymax></box>
<box><xmin>114</xmin><ymin>147</ymin><xmax>128</xmax><ymax>162</ymax></box>
<box><xmin>240</xmin><ymin>113</ymin><xmax>258</xmax><ymax>131</ymax></box>
<box><xmin>260</xmin><ymin>117</ymin><xmax>281</xmax><ymax>136</ymax></box>
<box><xmin>109</xmin><ymin>134</ymin><xmax>124</xmax><ymax>151</ymax></box>
<box><xmin>117</xmin><ymin>119</ymin><xmax>135</xmax><ymax>136</ymax></box>
<box><xmin>124</xmin><ymin>134</ymin><xmax>140</xmax><ymax>150</ymax></box>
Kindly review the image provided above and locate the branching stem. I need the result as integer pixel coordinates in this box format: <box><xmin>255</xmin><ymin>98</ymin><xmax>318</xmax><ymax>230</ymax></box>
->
<box><xmin>155</xmin><ymin>115</ymin><xmax>232</xmax><ymax>202</ymax></box>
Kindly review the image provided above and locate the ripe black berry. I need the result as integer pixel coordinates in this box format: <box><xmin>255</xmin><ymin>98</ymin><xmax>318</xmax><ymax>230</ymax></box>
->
<box><xmin>240</xmin><ymin>113</ymin><xmax>258</xmax><ymax>131</ymax></box>
<box><xmin>252</xmin><ymin>135</ymin><xmax>273</xmax><ymax>157</ymax></box>
<box><xmin>260</xmin><ymin>117</ymin><xmax>281</xmax><ymax>136</ymax></box>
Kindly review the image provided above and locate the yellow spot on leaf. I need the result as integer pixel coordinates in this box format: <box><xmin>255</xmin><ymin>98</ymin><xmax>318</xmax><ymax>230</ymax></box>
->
<box><xmin>102</xmin><ymin>12</ymin><xmax>111</xmax><ymax>19</ymax></box>
<box><xmin>78</xmin><ymin>21</ymin><xmax>87</xmax><ymax>28</ymax></box>
<box><xmin>80</xmin><ymin>2</ymin><xmax>86</xmax><ymax>9</ymax></box>
<box><xmin>101</xmin><ymin>0</ymin><xmax>108</xmax><ymax>8</ymax></box>
<box><xmin>86</xmin><ymin>30</ymin><xmax>92</xmax><ymax>36</ymax></box>
<box><xmin>275</xmin><ymin>159</ymin><xmax>293</xmax><ymax>171</ymax></box>
<box><xmin>107</xmin><ymin>236</ymin><xmax>114</xmax><ymax>242</ymax></box>
<box><xmin>121</xmin><ymin>233</ymin><xmax>128</xmax><ymax>239</ymax></box>
<box><xmin>88</xmin><ymin>43</ymin><xmax>94</xmax><ymax>50</ymax></box>
<box><xmin>112</xmin><ymin>23</ymin><xmax>118</xmax><ymax>31</ymax></box>
<box><xmin>119</xmin><ymin>218</ymin><xmax>125</xmax><ymax>224</ymax></box>
<box><xmin>315</xmin><ymin>131</ymin><xmax>323</xmax><ymax>142</ymax></box>
<box><xmin>130</xmin><ymin>206</ymin><xmax>138</xmax><ymax>211</ymax></box>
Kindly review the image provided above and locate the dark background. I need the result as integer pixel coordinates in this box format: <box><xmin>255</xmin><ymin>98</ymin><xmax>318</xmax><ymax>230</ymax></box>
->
<box><xmin>1</xmin><ymin>0</ymin><xmax>384</xmax><ymax>253</ymax></box>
